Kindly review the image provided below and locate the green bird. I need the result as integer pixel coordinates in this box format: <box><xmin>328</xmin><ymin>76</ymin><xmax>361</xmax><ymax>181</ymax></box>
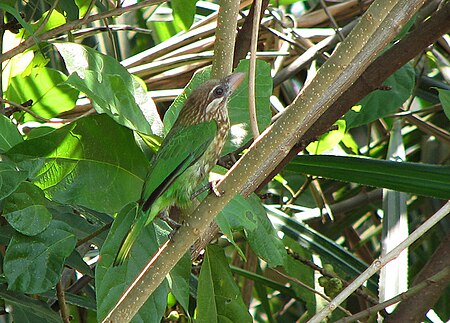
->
<box><xmin>115</xmin><ymin>72</ymin><xmax>245</xmax><ymax>265</ymax></box>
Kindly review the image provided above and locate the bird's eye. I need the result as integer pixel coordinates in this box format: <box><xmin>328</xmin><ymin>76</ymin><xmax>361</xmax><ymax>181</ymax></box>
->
<box><xmin>213</xmin><ymin>86</ymin><xmax>225</xmax><ymax>97</ymax></box>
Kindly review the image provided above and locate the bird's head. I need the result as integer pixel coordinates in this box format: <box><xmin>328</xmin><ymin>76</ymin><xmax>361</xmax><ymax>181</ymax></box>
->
<box><xmin>176</xmin><ymin>72</ymin><xmax>246</xmax><ymax>125</ymax></box>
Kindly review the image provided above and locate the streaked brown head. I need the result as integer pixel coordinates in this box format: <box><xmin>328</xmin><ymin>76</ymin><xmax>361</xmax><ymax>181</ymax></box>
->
<box><xmin>175</xmin><ymin>72</ymin><xmax>245</xmax><ymax>127</ymax></box>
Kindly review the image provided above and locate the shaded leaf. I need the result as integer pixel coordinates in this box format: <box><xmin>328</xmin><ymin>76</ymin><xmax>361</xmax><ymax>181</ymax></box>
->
<box><xmin>4</xmin><ymin>220</ymin><xmax>76</xmax><ymax>293</ymax></box>
<box><xmin>96</xmin><ymin>203</ymin><xmax>169</xmax><ymax>322</ymax></box>
<box><xmin>197</xmin><ymin>245</ymin><xmax>252</xmax><ymax>323</ymax></box>
<box><xmin>0</xmin><ymin>284</ymin><xmax>62</xmax><ymax>323</ymax></box>
<box><xmin>344</xmin><ymin>64</ymin><xmax>415</xmax><ymax>129</ymax></box>
<box><xmin>0</xmin><ymin>114</ymin><xmax>22</xmax><ymax>152</ymax></box>
<box><xmin>3</xmin><ymin>182</ymin><xmax>52</xmax><ymax>236</ymax></box>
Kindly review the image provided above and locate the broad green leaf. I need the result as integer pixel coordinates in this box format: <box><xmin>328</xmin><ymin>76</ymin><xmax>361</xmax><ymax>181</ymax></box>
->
<box><xmin>197</xmin><ymin>245</ymin><xmax>252</xmax><ymax>323</ymax></box>
<box><xmin>4</xmin><ymin>220</ymin><xmax>76</xmax><ymax>293</ymax></box>
<box><xmin>437</xmin><ymin>88</ymin><xmax>450</xmax><ymax>121</ymax></box>
<box><xmin>0</xmin><ymin>284</ymin><xmax>62</xmax><ymax>323</ymax></box>
<box><xmin>0</xmin><ymin>115</ymin><xmax>22</xmax><ymax>152</ymax></box>
<box><xmin>344</xmin><ymin>64</ymin><xmax>415</xmax><ymax>129</ymax></box>
<box><xmin>245</xmin><ymin>194</ymin><xmax>287</xmax><ymax>268</ymax></box>
<box><xmin>7</xmin><ymin>114</ymin><xmax>149</xmax><ymax>213</ymax></box>
<box><xmin>217</xmin><ymin>193</ymin><xmax>286</xmax><ymax>267</ymax></box>
<box><xmin>0</xmin><ymin>160</ymin><xmax>29</xmax><ymax>200</ymax></box>
<box><xmin>96</xmin><ymin>203</ymin><xmax>169</xmax><ymax>322</ymax></box>
<box><xmin>6</xmin><ymin>67</ymin><xmax>78</xmax><ymax>121</ymax></box>
<box><xmin>3</xmin><ymin>182</ymin><xmax>52</xmax><ymax>236</ymax></box>
<box><xmin>55</xmin><ymin>42</ymin><xmax>163</xmax><ymax>135</ymax></box>
<box><xmin>52</xmin><ymin>204</ymin><xmax>111</xmax><ymax>249</ymax></box>
<box><xmin>164</xmin><ymin>59</ymin><xmax>272</xmax><ymax>155</ymax></box>
<box><xmin>215</xmin><ymin>194</ymin><xmax>258</xmax><ymax>259</ymax></box>
<box><xmin>171</xmin><ymin>0</ymin><xmax>197</xmax><ymax>30</ymax></box>
<box><xmin>287</xmin><ymin>155</ymin><xmax>450</xmax><ymax>199</ymax></box>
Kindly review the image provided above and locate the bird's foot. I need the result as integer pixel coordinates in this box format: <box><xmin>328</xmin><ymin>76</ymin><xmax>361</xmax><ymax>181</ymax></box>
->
<box><xmin>191</xmin><ymin>181</ymin><xmax>224</xmax><ymax>200</ymax></box>
<box><xmin>210</xmin><ymin>180</ymin><xmax>224</xmax><ymax>197</ymax></box>
<box><xmin>158</xmin><ymin>210</ymin><xmax>182</xmax><ymax>229</ymax></box>
<box><xmin>168</xmin><ymin>226</ymin><xmax>180</xmax><ymax>241</ymax></box>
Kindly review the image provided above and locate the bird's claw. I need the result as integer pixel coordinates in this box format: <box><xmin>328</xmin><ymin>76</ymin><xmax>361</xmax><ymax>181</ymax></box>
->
<box><xmin>158</xmin><ymin>210</ymin><xmax>182</xmax><ymax>229</ymax></box>
<box><xmin>210</xmin><ymin>180</ymin><xmax>224</xmax><ymax>197</ymax></box>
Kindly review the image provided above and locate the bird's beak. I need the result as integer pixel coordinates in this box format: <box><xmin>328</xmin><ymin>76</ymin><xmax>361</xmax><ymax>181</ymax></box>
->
<box><xmin>226</xmin><ymin>72</ymin><xmax>246</xmax><ymax>92</ymax></box>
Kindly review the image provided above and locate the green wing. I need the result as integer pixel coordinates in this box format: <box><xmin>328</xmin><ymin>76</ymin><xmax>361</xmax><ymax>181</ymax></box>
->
<box><xmin>114</xmin><ymin>121</ymin><xmax>217</xmax><ymax>265</ymax></box>
<box><xmin>141</xmin><ymin>120</ymin><xmax>217</xmax><ymax>211</ymax></box>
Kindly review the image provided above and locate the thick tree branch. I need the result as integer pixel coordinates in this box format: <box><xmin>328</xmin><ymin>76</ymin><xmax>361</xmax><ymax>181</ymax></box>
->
<box><xmin>257</xmin><ymin>2</ymin><xmax>450</xmax><ymax>191</ymax></box>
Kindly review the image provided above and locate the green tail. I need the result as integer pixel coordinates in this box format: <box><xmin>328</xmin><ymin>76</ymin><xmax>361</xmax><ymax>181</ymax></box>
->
<box><xmin>114</xmin><ymin>214</ymin><xmax>147</xmax><ymax>266</ymax></box>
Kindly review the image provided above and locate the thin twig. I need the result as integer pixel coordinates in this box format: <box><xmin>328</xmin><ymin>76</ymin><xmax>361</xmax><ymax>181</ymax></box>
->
<box><xmin>248</xmin><ymin>0</ymin><xmax>262</xmax><ymax>139</ymax></box>
<box><xmin>76</xmin><ymin>222</ymin><xmax>113</xmax><ymax>247</ymax></box>
<box><xmin>335</xmin><ymin>267</ymin><xmax>450</xmax><ymax>323</ymax></box>
<box><xmin>56</xmin><ymin>281</ymin><xmax>70</xmax><ymax>323</ymax></box>
<box><xmin>34</xmin><ymin>0</ymin><xmax>60</xmax><ymax>36</ymax></box>
<box><xmin>0</xmin><ymin>98</ymin><xmax>50</xmax><ymax>122</ymax></box>
<box><xmin>310</xmin><ymin>200</ymin><xmax>450</xmax><ymax>322</ymax></box>
<box><xmin>319</xmin><ymin>0</ymin><xmax>345</xmax><ymax>41</ymax></box>
<box><xmin>272</xmin><ymin>268</ymin><xmax>353</xmax><ymax>316</ymax></box>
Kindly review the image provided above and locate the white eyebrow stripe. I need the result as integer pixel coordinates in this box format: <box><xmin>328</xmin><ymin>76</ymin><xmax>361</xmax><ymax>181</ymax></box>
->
<box><xmin>205</xmin><ymin>97</ymin><xmax>225</xmax><ymax>114</ymax></box>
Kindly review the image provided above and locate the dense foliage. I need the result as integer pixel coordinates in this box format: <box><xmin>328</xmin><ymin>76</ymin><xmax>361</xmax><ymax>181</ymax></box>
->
<box><xmin>0</xmin><ymin>0</ymin><xmax>449</xmax><ymax>322</ymax></box>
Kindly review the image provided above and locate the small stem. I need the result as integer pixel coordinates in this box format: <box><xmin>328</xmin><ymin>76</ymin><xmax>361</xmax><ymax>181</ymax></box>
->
<box><xmin>211</xmin><ymin>0</ymin><xmax>240</xmax><ymax>78</ymax></box>
<box><xmin>56</xmin><ymin>281</ymin><xmax>70</xmax><ymax>323</ymax></box>
<box><xmin>248</xmin><ymin>0</ymin><xmax>262</xmax><ymax>139</ymax></box>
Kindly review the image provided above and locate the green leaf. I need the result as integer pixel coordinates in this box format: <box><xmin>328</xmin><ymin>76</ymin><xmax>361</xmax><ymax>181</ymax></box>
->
<box><xmin>306</xmin><ymin>120</ymin><xmax>346</xmax><ymax>154</ymax></box>
<box><xmin>226</xmin><ymin>59</ymin><xmax>272</xmax><ymax>154</ymax></box>
<box><xmin>6</xmin><ymin>67</ymin><xmax>79</xmax><ymax>121</ymax></box>
<box><xmin>0</xmin><ymin>284</ymin><xmax>62</xmax><ymax>323</ymax></box>
<box><xmin>7</xmin><ymin>114</ymin><xmax>149</xmax><ymax>213</ymax></box>
<box><xmin>96</xmin><ymin>203</ymin><xmax>169</xmax><ymax>322</ymax></box>
<box><xmin>3</xmin><ymin>182</ymin><xmax>52</xmax><ymax>236</ymax></box>
<box><xmin>287</xmin><ymin>155</ymin><xmax>450</xmax><ymax>199</ymax></box>
<box><xmin>164</xmin><ymin>59</ymin><xmax>273</xmax><ymax>155</ymax></box>
<box><xmin>437</xmin><ymin>88</ymin><xmax>450</xmax><ymax>121</ymax></box>
<box><xmin>66</xmin><ymin>250</ymin><xmax>94</xmax><ymax>277</ymax></box>
<box><xmin>4</xmin><ymin>220</ymin><xmax>76</xmax><ymax>293</ymax></box>
<box><xmin>57</xmin><ymin>0</ymin><xmax>79</xmax><ymax>21</ymax></box>
<box><xmin>171</xmin><ymin>0</ymin><xmax>197</xmax><ymax>30</ymax></box>
<box><xmin>0</xmin><ymin>115</ymin><xmax>22</xmax><ymax>152</ymax></box>
<box><xmin>245</xmin><ymin>194</ymin><xmax>287</xmax><ymax>267</ymax></box>
<box><xmin>196</xmin><ymin>245</ymin><xmax>252</xmax><ymax>323</ymax></box>
<box><xmin>217</xmin><ymin>193</ymin><xmax>286</xmax><ymax>267</ymax></box>
<box><xmin>216</xmin><ymin>194</ymin><xmax>258</xmax><ymax>259</ymax></box>
<box><xmin>0</xmin><ymin>160</ymin><xmax>29</xmax><ymax>200</ymax></box>
<box><xmin>344</xmin><ymin>64</ymin><xmax>415</xmax><ymax>129</ymax></box>
<box><xmin>31</xmin><ymin>10</ymin><xmax>66</xmax><ymax>34</ymax></box>
<box><xmin>55</xmin><ymin>42</ymin><xmax>163</xmax><ymax>135</ymax></box>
